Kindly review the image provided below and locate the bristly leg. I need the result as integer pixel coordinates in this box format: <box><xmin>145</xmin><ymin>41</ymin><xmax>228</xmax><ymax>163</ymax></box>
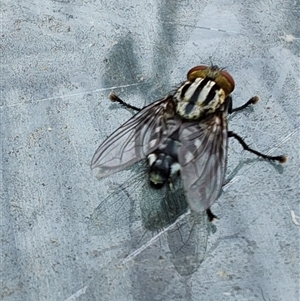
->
<box><xmin>230</xmin><ymin>96</ymin><xmax>259</xmax><ymax>113</ymax></box>
<box><xmin>228</xmin><ymin>131</ymin><xmax>287</xmax><ymax>163</ymax></box>
<box><xmin>109</xmin><ymin>92</ymin><xmax>142</xmax><ymax>112</ymax></box>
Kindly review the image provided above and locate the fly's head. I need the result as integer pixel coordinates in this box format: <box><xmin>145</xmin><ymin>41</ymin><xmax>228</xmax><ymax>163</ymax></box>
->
<box><xmin>174</xmin><ymin>65</ymin><xmax>235</xmax><ymax>120</ymax></box>
<box><xmin>187</xmin><ymin>65</ymin><xmax>235</xmax><ymax>96</ymax></box>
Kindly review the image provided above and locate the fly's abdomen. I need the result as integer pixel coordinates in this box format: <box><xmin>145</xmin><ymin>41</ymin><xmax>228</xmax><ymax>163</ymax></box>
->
<box><xmin>147</xmin><ymin>133</ymin><xmax>181</xmax><ymax>187</ymax></box>
<box><xmin>174</xmin><ymin>77</ymin><xmax>226</xmax><ymax>120</ymax></box>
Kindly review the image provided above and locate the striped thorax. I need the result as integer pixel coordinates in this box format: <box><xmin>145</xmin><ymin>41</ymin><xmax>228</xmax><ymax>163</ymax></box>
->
<box><xmin>174</xmin><ymin>65</ymin><xmax>235</xmax><ymax>120</ymax></box>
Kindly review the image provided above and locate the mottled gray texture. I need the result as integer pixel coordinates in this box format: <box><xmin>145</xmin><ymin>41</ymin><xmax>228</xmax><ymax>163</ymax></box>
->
<box><xmin>1</xmin><ymin>0</ymin><xmax>299</xmax><ymax>300</ymax></box>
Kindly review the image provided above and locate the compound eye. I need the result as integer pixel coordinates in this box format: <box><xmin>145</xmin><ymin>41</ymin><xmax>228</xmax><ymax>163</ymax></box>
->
<box><xmin>187</xmin><ymin>65</ymin><xmax>208</xmax><ymax>81</ymax></box>
<box><xmin>219</xmin><ymin>70</ymin><xmax>235</xmax><ymax>91</ymax></box>
<box><xmin>187</xmin><ymin>65</ymin><xmax>235</xmax><ymax>93</ymax></box>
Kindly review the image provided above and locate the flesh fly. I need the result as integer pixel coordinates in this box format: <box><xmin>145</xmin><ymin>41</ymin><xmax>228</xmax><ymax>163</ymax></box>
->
<box><xmin>91</xmin><ymin>65</ymin><xmax>286</xmax><ymax>220</ymax></box>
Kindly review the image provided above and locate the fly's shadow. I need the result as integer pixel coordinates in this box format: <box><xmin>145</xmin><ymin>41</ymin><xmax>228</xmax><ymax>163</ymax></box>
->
<box><xmin>89</xmin><ymin>161</ymin><xmax>213</xmax><ymax>276</ymax></box>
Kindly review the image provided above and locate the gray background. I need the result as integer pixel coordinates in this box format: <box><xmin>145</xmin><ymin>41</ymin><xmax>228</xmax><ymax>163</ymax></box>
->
<box><xmin>1</xmin><ymin>0</ymin><xmax>299</xmax><ymax>300</ymax></box>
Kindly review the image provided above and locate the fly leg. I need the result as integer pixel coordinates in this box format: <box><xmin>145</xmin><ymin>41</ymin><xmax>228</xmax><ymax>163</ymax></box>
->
<box><xmin>109</xmin><ymin>92</ymin><xmax>142</xmax><ymax>112</ymax></box>
<box><xmin>228</xmin><ymin>131</ymin><xmax>286</xmax><ymax>163</ymax></box>
<box><xmin>229</xmin><ymin>96</ymin><xmax>259</xmax><ymax>113</ymax></box>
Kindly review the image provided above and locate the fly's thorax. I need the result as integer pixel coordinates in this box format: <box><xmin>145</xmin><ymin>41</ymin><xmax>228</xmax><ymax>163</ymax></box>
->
<box><xmin>174</xmin><ymin>77</ymin><xmax>226</xmax><ymax>120</ymax></box>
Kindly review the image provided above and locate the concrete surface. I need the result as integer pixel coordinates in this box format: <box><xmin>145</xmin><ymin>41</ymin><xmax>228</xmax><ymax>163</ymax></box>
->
<box><xmin>1</xmin><ymin>0</ymin><xmax>299</xmax><ymax>300</ymax></box>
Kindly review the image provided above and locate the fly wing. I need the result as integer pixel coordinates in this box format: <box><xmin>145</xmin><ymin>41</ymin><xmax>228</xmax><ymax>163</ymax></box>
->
<box><xmin>178</xmin><ymin>113</ymin><xmax>228</xmax><ymax>212</ymax></box>
<box><xmin>91</xmin><ymin>96</ymin><xmax>180</xmax><ymax>178</ymax></box>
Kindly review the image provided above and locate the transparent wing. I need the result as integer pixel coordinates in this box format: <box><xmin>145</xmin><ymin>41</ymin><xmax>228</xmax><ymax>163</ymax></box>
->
<box><xmin>91</xmin><ymin>96</ymin><xmax>180</xmax><ymax>178</ymax></box>
<box><xmin>178</xmin><ymin>113</ymin><xmax>228</xmax><ymax>212</ymax></box>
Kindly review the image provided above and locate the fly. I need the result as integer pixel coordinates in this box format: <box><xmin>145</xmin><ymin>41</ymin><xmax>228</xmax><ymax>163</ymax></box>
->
<box><xmin>91</xmin><ymin>65</ymin><xmax>286</xmax><ymax>221</ymax></box>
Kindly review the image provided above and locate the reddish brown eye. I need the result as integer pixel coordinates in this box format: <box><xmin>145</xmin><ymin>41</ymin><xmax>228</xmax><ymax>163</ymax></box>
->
<box><xmin>187</xmin><ymin>65</ymin><xmax>235</xmax><ymax>94</ymax></box>
<box><xmin>187</xmin><ymin>65</ymin><xmax>209</xmax><ymax>80</ymax></box>
<box><xmin>219</xmin><ymin>70</ymin><xmax>235</xmax><ymax>91</ymax></box>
